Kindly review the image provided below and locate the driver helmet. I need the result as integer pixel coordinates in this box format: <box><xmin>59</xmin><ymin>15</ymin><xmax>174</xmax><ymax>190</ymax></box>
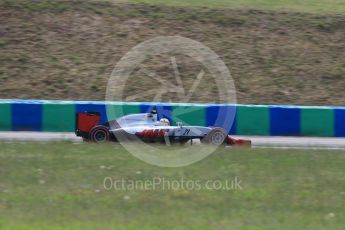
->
<box><xmin>160</xmin><ymin>118</ymin><xmax>170</xmax><ymax>126</ymax></box>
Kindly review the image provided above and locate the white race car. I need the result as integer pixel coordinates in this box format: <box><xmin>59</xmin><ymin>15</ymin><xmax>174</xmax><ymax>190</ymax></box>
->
<box><xmin>75</xmin><ymin>109</ymin><xmax>251</xmax><ymax>147</ymax></box>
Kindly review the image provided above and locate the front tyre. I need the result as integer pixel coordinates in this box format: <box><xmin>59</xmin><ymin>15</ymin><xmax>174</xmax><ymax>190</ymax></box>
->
<box><xmin>201</xmin><ymin>128</ymin><xmax>227</xmax><ymax>145</ymax></box>
<box><xmin>89</xmin><ymin>125</ymin><xmax>110</xmax><ymax>143</ymax></box>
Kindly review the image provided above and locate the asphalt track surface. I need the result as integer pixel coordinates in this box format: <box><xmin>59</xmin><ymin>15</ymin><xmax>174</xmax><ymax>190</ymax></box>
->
<box><xmin>0</xmin><ymin>132</ymin><xmax>345</xmax><ymax>150</ymax></box>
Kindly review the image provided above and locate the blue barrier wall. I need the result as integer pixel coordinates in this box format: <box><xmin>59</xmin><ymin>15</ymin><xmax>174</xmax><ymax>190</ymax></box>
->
<box><xmin>0</xmin><ymin>99</ymin><xmax>344</xmax><ymax>137</ymax></box>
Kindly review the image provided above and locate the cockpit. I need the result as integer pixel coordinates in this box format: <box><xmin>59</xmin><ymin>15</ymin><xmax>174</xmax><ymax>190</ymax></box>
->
<box><xmin>115</xmin><ymin>113</ymin><xmax>157</xmax><ymax>127</ymax></box>
<box><xmin>115</xmin><ymin>112</ymin><xmax>170</xmax><ymax>127</ymax></box>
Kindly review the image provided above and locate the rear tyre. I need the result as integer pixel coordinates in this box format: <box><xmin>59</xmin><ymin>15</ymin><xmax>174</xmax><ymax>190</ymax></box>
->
<box><xmin>89</xmin><ymin>125</ymin><xmax>110</xmax><ymax>143</ymax></box>
<box><xmin>201</xmin><ymin>128</ymin><xmax>227</xmax><ymax>145</ymax></box>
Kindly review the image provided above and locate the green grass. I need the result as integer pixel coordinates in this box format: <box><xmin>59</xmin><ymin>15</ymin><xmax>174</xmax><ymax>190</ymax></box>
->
<box><xmin>0</xmin><ymin>142</ymin><xmax>345</xmax><ymax>229</ymax></box>
<box><xmin>128</xmin><ymin>0</ymin><xmax>345</xmax><ymax>13</ymax></box>
<box><xmin>3</xmin><ymin>0</ymin><xmax>344</xmax><ymax>14</ymax></box>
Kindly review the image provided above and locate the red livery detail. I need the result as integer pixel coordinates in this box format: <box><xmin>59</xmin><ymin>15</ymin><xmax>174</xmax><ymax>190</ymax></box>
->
<box><xmin>159</xmin><ymin>129</ymin><xmax>165</xmax><ymax>137</ymax></box>
<box><xmin>226</xmin><ymin>136</ymin><xmax>251</xmax><ymax>147</ymax></box>
<box><xmin>153</xmin><ymin>129</ymin><xmax>159</xmax><ymax>137</ymax></box>
<box><xmin>135</xmin><ymin>129</ymin><xmax>167</xmax><ymax>138</ymax></box>
<box><xmin>77</xmin><ymin>112</ymin><xmax>100</xmax><ymax>133</ymax></box>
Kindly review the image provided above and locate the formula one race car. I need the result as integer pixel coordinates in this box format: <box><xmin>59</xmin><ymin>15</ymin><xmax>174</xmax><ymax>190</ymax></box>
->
<box><xmin>75</xmin><ymin>109</ymin><xmax>251</xmax><ymax>147</ymax></box>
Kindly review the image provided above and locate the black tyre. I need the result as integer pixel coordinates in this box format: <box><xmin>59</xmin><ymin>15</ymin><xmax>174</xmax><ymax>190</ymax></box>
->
<box><xmin>201</xmin><ymin>128</ymin><xmax>228</xmax><ymax>145</ymax></box>
<box><xmin>89</xmin><ymin>125</ymin><xmax>110</xmax><ymax>143</ymax></box>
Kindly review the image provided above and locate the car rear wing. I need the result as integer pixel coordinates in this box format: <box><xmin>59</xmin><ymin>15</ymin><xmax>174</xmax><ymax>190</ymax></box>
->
<box><xmin>75</xmin><ymin>112</ymin><xmax>101</xmax><ymax>138</ymax></box>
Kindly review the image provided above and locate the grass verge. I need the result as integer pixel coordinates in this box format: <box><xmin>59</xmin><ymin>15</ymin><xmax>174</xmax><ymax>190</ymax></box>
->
<box><xmin>128</xmin><ymin>0</ymin><xmax>345</xmax><ymax>14</ymax></box>
<box><xmin>0</xmin><ymin>142</ymin><xmax>344</xmax><ymax>229</ymax></box>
